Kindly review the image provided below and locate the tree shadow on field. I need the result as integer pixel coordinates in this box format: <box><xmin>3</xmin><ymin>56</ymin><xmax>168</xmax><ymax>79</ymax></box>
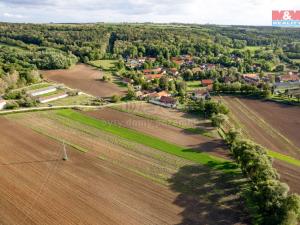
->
<box><xmin>169</xmin><ymin>163</ymin><xmax>251</xmax><ymax>225</ymax></box>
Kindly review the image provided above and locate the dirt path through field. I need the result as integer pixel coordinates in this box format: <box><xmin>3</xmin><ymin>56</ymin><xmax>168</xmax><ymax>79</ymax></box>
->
<box><xmin>41</xmin><ymin>64</ymin><xmax>126</xmax><ymax>98</ymax></box>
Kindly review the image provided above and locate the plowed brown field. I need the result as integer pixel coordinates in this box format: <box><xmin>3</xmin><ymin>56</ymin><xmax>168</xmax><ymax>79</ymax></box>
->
<box><xmin>41</xmin><ymin>64</ymin><xmax>126</xmax><ymax>97</ymax></box>
<box><xmin>219</xmin><ymin>96</ymin><xmax>300</xmax><ymax>159</ymax></box>
<box><xmin>2</xmin><ymin>112</ymin><xmax>250</xmax><ymax>225</ymax></box>
<box><xmin>84</xmin><ymin>107</ymin><xmax>300</xmax><ymax>194</ymax></box>
<box><xmin>0</xmin><ymin>117</ymin><xmax>183</xmax><ymax>225</ymax></box>
<box><xmin>85</xmin><ymin>108</ymin><xmax>229</xmax><ymax>159</ymax></box>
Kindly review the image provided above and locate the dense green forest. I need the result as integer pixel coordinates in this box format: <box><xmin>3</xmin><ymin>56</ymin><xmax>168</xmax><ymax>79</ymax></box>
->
<box><xmin>0</xmin><ymin>22</ymin><xmax>300</xmax><ymax>95</ymax></box>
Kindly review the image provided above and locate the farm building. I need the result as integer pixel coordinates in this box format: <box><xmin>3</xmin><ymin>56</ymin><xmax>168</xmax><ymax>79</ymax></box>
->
<box><xmin>149</xmin><ymin>96</ymin><xmax>177</xmax><ymax>108</ymax></box>
<box><xmin>277</xmin><ymin>73</ymin><xmax>300</xmax><ymax>83</ymax></box>
<box><xmin>169</xmin><ymin>68</ymin><xmax>179</xmax><ymax>76</ymax></box>
<box><xmin>145</xmin><ymin>74</ymin><xmax>164</xmax><ymax>81</ymax></box>
<box><xmin>39</xmin><ymin>93</ymin><xmax>68</xmax><ymax>103</ymax></box>
<box><xmin>143</xmin><ymin>68</ymin><xmax>163</xmax><ymax>75</ymax></box>
<box><xmin>28</xmin><ymin>86</ymin><xmax>57</xmax><ymax>97</ymax></box>
<box><xmin>192</xmin><ymin>89</ymin><xmax>210</xmax><ymax>100</ymax></box>
<box><xmin>192</xmin><ymin>67</ymin><xmax>202</xmax><ymax>74</ymax></box>
<box><xmin>201</xmin><ymin>79</ymin><xmax>214</xmax><ymax>87</ymax></box>
<box><xmin>242</xmin><ymin>74</ymin><xmax>260</xmax><ymax>83</ymax></box>
<box><xmin>0</xmin><ymin>99</ymin><xmax>7</xmax><ymax>110</ymax></box>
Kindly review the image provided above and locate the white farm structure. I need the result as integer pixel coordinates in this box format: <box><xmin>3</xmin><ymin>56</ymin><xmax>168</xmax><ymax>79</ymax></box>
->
<box><xmin>28</xmin><ymin>86</ymin><xmax>57</xmax><ymax>97</ymax></box>
<box><xmin>39</xmin><ymin>93</ymin><xmax>68</xmax><ymax>104</ymax></box>
<box><xmin>0</xmin><ymin>99</ymin><xmax>7</xmax><ymax>110</ymax></box>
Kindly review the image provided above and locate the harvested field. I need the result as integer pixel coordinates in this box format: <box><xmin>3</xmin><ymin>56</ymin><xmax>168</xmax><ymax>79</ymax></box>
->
<box><xmin>85</xmin><ymin>107</ymin><xmax>229</xmax><ymax>159</ymax></box>
<box><xmin>219</xmin><ymin>96</ymin><xmax>300</xmax><ymax>160</ymax></box>
<box><xmin>41</xmin><ymin>64</ymin><xmax>126</xmax><ymax>98</ymax></box>
<box><xmin>4</xmin><ymin>112</ymin><xmax>250</xmax><ymax>225</ymax></box>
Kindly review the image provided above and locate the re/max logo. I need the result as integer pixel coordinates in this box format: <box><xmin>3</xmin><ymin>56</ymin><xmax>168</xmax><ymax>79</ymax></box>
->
<box><xmin>272</xmin><ymin>10</ymin><xmax>300</xmax><ymax>27</ymax></box>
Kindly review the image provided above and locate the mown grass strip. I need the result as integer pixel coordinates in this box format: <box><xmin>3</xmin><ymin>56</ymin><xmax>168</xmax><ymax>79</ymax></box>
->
<box><xmin>57</xmin><ymin>109</ymin><xmax>238</xmax><ymax>173</ymax></box>
<box><xmin>268</xmin><ymin>150</ymin><xmax>300</xmax><ymax>167</ymax></box>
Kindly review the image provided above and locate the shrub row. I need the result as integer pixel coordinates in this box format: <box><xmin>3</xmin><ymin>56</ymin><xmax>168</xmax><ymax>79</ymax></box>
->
<box><xmin>225</xmin><ymin>129</ymin><xmax>300</xmax><ymax>225</ymax></box>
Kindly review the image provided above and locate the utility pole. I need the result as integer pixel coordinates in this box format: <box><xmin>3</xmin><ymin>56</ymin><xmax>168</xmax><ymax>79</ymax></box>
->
<box><xmin>62</xmin><ymin>140</ymin><xmax>68</xmax><ymax>161</ymax></box>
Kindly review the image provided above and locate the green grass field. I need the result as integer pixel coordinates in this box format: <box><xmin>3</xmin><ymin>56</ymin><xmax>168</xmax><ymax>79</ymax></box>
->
<box><xmin>89</xmin><ymin>60</ymin><xmax>118</xmax><ymax>71</ymax></box>
<box><xmin>57</xmin><ymin>109</ymin><xmax>238</xmax><ymax>172</ymax></box>
<box><xmin>186</xmin><ymin>81</ymin><xmax>201</xmax><ymax>91</ymax></box>
<box><xmin>26</xmin><ymin>83</ymin><xmax>52</xmax><ymax>91</ymax></box>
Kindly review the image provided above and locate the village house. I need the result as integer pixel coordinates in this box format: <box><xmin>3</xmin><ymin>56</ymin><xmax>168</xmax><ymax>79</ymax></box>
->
<box><xmin>149</xmin><ymin>92</ymin><xmax>177</xmax><ymax>108</ymax></box>
<box><xmin>169</xmin><ymin>68</ymin><xmax>179</xmax><ymax>76</ymax></box>
<box><xmin>145</xmin><ymin>74</ymin><xmax>164</xmax><ymax>81</ymax></box>
<box><xmin>201</xmin><ymin>79</ymin><xmax>214</xmax><ymax>87</ymax></box>
<box><xmin>126</xmin><ymin>59</ymin><xmax>140</xmax><ymax>69</ymax></box>
<box><xmin>171</xmin><ymin>57</ymin><xmax>185</xmax><ymax>66</ymax></box>
<box><xmin>140</xmin><ymin>90</ymin><xmax>170</xmax><ymax>100</ymax></box>
<box><xmin>192</xmin><ymin>89</ymin><xmax>210</xmax><ymax>100</ymax></box>
<box><xmin>276</xmin><ymin>72</ymin><xmax>300</xmax><ymax>83</ymax></box>
<box><xmin>200</xmin><ymin>64</ymin><xmax>216</xmax><ymax>70</ymax></box>
<box><xmin>28</xmin><ymin>86</ymin><xmax>58</xmax><ymax>97</ymax></box>
<box><xmin>192</xmin><ymin>67</ymin><xmax>202</xmax><ymax>74</ymax></box>
<box><xmin>143</xmin><ymin>68</ymin><xmax>163</xmax><ymax>75</ymax></box>
<box><xmin>0</xmin><ymin>99</ymin><xmax>7</xmax><ymax>110</ymax></box>
<box><xmin>159</xmin><ymin>96</ymin><xmax>177</xmax><ymax>108</ymax></box>
<box><xmin>242</xmin><ymin>73</ymin><xmax>260</xmax><ymax>84</ymax></box>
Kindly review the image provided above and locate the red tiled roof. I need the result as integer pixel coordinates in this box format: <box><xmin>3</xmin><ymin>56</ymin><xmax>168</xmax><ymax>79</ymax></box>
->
<box><xmin>156</xmin><ymin>91</ymin><xmax>170</xmax><ymax>97</ymax></box>
<box><xmin>280</xmin><ymin>74</ymin><xmax>299</xmax><ymax>82</ymax></box>
<box><xmin>145</xmin><ymin>74</ymin><xmax>163</xmax><ymax>80</ymax></box>
<box><xmin>201</xmin><ymin>79</ymin><xmax>214</xmax><ymax>86</ymax></box>
<box><xmin>143</xmin><ymin>68</ymin><xmax>162</xmax><ymax>74</ymax></box>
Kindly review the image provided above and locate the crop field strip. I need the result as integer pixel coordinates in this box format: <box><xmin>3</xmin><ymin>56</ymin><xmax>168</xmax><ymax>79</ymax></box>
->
<box><xmin>110</xmin><ymin>105</ymin><xmax>219</xmax><ymax>138</ymax></box>
<box><xmin>57</xmin><ymin>109</ymin><xmax>237</xmax><ymax>172</ymax></box>
<box><xmin>6</xmin><ymin>111</ymin><xmax>196</xmax><ymax>185</ymax></box>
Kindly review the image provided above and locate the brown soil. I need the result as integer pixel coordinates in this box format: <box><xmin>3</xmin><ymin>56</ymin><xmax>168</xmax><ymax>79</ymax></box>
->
<box><xmin>219</xmin><ymin>96</ymin><xmax>300</xmax><ymax>160</ymax></box>
<box><xmin>85</xmin><ymin>107</ymin><xmax>300</xmax><ymax>194</ymax></box>
<box><xmin>41</xmin><ymin>64</ymin><xmax>126</xmax><ymax>98</ymax></box>
<box><xmin>85</xmin><ymin>108</ymin><xmax>229</xmax><ymax>159</ymax></box>
<box><xmin>0</xmin><ymin>117</ymin><xmax>183</xmax><ymax>225</ymax></box>
<box><xmin>237</xmin><ymin>98</ymin><xmax>300</xmax><ymax>148</ymax></box>
<box><xmin>0</xmin><ymin>115</ymin><xmax>249</xmax><ymax>225</ymax></box>
<box><xmin>116</xmin><ymin>102</ymin><xmax>208</xmax><ymax>128</ymax></box>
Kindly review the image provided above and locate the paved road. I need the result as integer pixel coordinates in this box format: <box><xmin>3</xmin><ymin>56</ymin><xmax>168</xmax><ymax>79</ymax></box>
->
<box><xmin>0</xmin><ymin>101</ymin><xmax>143</xmax><ymax>115</ymax></box>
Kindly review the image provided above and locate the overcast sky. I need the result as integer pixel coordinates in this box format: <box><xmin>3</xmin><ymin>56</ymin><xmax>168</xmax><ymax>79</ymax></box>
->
<box><xmin>0</xmin><ymin>0</ymin><xmax>299</xmax><ymax>25</ymax></box>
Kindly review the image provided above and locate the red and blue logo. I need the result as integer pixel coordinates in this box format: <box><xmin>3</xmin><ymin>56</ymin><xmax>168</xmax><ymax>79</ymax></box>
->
<box><xmin>272</xmin><ymin>10</ymin><xmax>300</xmax><ymax>27</ymax></box>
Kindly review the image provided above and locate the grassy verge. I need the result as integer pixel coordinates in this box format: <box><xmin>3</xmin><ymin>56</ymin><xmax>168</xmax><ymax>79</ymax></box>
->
<box><xmin>57</xmin><ymin>109</ymin><xmax>238</xmax><ymax>173</ymax></box>
<box><xmin>268</xmin><ymin>150</ymin><xmax>300</xmax><ymax>167</ymax></box>
<box><xmin>88</xmin><ymin>60</ymin><xmax>118</xmax><ymax>71</ymax></box>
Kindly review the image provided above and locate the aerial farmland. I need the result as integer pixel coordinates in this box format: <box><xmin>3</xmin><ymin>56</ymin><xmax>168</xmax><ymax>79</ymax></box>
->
<box><xmin>0</xmin><ymin>15</ymin><xmax>300</xmax><ymax>225</ymax></box>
